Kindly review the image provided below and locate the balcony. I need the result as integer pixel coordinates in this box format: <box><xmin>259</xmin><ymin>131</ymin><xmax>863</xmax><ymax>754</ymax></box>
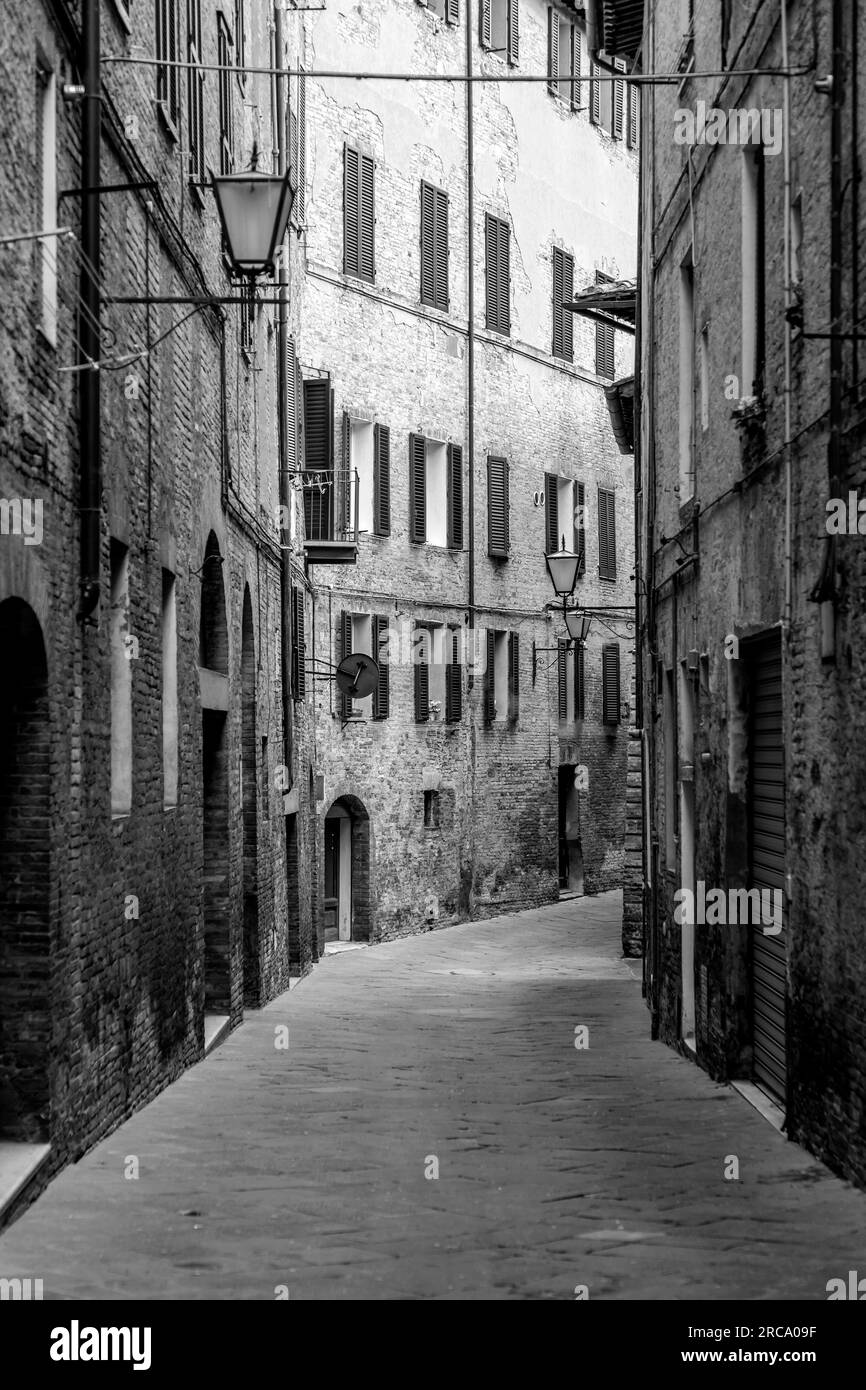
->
<box><xmin>303</xmin><ymin>466</ymin><xmax>359</xmax><ymax>566</ymax></box>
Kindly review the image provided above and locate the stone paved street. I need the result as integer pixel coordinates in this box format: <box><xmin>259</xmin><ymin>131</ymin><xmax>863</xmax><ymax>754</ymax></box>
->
<box><xmin>1</xmin><ymin>891</ymin><xmax>864</xmax><ymax>1301</ymax></box>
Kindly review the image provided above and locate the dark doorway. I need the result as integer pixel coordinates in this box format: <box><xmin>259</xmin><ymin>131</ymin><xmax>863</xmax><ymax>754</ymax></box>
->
<box><xmin>323</xmin><ymin>796</ymin><xmax>371</xmax><ymax>943</ymax></box>
<box><xmin>558</xmin><ymin>765</ymin><xmax>583</xmax><ymax>893</ymax></box>
<box><xmin>324</xmin><ymin>818</ymin><xmax>340</xmax><ymax>942</ymax></box>
<box><xmin>0</xmin><ymin>598</ymin><xmax>51</xmax><ymax>1142</ymax></box>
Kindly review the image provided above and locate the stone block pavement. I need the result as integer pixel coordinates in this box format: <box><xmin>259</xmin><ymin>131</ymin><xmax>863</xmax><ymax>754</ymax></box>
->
<box><xmin>1</xmin><ymin>891</ymin><xmax>864</xmax><ymax>1300</ymax></box>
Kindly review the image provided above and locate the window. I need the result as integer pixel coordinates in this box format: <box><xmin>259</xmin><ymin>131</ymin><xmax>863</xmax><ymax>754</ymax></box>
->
<box><xmin>480</xmin><ymin>0</ymin><xmax>518</xmax><ymax>63</ymax></box>
<box><xmin>234</xmin><ymin>0</ymin><xmax>246</xmax><ymax>90</ymax></box>
<box><xmin>414</xmin><ymin>624</ymin><xmax>448</xmax><ymax>723</ymax></box>
<box><xmin>487</xmin><ymin>455</ymin><xmax>510</xmax><ymax>558</ymax></box>
<box><xmin>409</xmin><ymin>435</ymin><xmax>463</xmax><ymax>548</ymax></box>
<box><xmin>303</xmin><ymin>377</ymin><xmax>335</xmax><ymax>540</ymax></box>
<box><xmin>742</xmin><ymin>145</ymin><xmax>766</xmax><ymax>397</ymax></box>
<box><xmin>679</xmin><ymin>255</ymin><xmax>695</xmax><ymax>500</ymax></box>
<box><xmin>552</xmin><ymin>247</ymin><xmax>574</xmax><ymax>361</ymax></box>
<box><xmin>557</xmin><ymin>639</ymin><xmax>584</xmax><ymax>723</ymax></box>
<box><xmin>419</xmin><ymin>0</ymin><xmax>459</xmax><ymax>22</ymax></box>
<box><xmin>339</xmin><ymin>612</ymin><xmax>378</xmax><ymax>720</ymax></box>
<box><xmin>485</xmin><ymin>213</ymin><xmax>510</xmax><ymax>334</ymax></box>
<box><xmin>342</xmin><ymin>416</ymin><xmax>390</xmax><ymax>537</ymax></box>
<box><xmin>156</xmin><ymin>0</ymin><xmax>180</xmax><ymax>135</ymax></box>
<box><xmin>162</xmin><ymin>570</ymin><xmax>178</xmax><ymax>808</ymax></box>
<box><xmin>344</xmin><ymin>144</ymin><xmax>375</xmax><ymax>282</ymax></box>
<box><xmin>217</xmin><ymin>13</ymin><xmax>234</xmax><ymax>174</ymax></box>
<box><xmin>372</xmin><ymin>614</ymin><xmax>390</xmax><ymax>719</ymax></box>
<box><xmin>36</xmin><ymin>57</ymin><xmax>57</xmax><ymax>346</ymax></box>
<box><xmin>187</xmin><ymin>0</ymin><xmax>206</xmax><ymax>190</ymax></box>
<box><xmin>424</xmin><ymin>789</ymin><xmax>441</xmax><ymax>828</ymax></box>
<box><xmin>545</xmin><ymin>475</ymin><xmax>585</xmax><ymax>572</ymax></box>
<box><xmin>589</xmin><ymin>50</ymin><xmax>626</xmax><ymax>137</ymax></box>
<box><xmin>421</xmin><ymin>181</ymin><xmax>449</xmax><ymax>311</ymax></box>
<box><xmin>548</xmin><ymin>8</ymin><xmax>582</xmax><ymax>108</ymax></box>
<box><xmin>595</xmin><ymin>270</ymin><xmax>615</xmax><ymax>377</ymax></box>
<box><xmin>291</xmin><ymin>586</ymin><xmax>306</xmax><ymax>700</ymax></box>
<box><xmin>110</xmin><ymin>540</ymin><xmax>133</xmax><ymax>817</ymax></box>
<box><xmin>483</xmin><ymin>630</ymin><xmax>516</xmax><ymax>724</ymax></box>
<box><xmin>597</xmin><ymin>487</ymin><xmax>616</xmax><ymax>580</ymax></box>
<box><xmin>445</xmin><ymin>627</ymin><xmax>463</xmax><ymax>723</ymax></box>
<box><xmin>602</xmin><ymin>644</ymin><xmax>621</xmax><ymax>724</ymax></box>
<box><xmin>289</xmin><ymin>69</ymin><xmax>307</xmax><ymax>225</ymax></box>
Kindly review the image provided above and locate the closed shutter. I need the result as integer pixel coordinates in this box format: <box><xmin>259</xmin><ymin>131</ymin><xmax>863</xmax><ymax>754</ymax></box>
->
<box><xmin>552</xmin><ymin>248</ymin><xmax>573</xmax><ymax>361</ymax></box>
<box><xmin>508</xmin><ymin>632</ymin><xmax>519</xmax><ymax>722</ymax></box>
<box><xmin>289</xmin><ymin>107</ymin><xmax>298</xmax><ymax>204</ymax></box>
<box><xmin>572</xmin><ymin>26</ymin><xmax>582</xmax><ymax>109</ymax></box>
<box><xmin>613</xmin><ymin>59</ymin><xmax>625</xmax><ymax>138</ymax></box>
<box><xmin>598</xmin><ymin>487</ymin><xmax>616</xmax><ymax>579</ymax></box>
<box><xmin>344</xmin><ymin>144</ymin><xmax>359</xmax><ymax>276</ymax></box>
<box><xmin>545</xmin><ymin>473</ymin><xmax>559</xmax><ymax>552</ymax></box>
<box><xmin>558</xmin><ymin>640</ymin><xmax>568</xmax><ymax>720</ymax></box>
<box><xmin>446</xmin><ymin>0</ymin><xmax>459</xmax><ymax>23</ymax></box>
<box><xmin>303</xmin><ymin>378</ymin><xmax>334</xmax><ymax>540</ymax></box>
<box><xmin>285</xmin><ymin>336</ymin><xmax>298</xmax><ymax>476</ymax></box>
<box><xmin>374</xmin><ymin>423</ymin><xmax>391</xmax><ymax>536</ymax></box>
<box><xmin>596</xmin><ymin>319</ymin><xmax>615</xmax><ymax>377</ymax></box>
<box><xmin>507</xmin><ymin>0</ymin><xmax>519</xmax><ymax>64</ymax></box>
<box><xmin>480</xmin><ymin>0</ymin><xmax>491</xmax><ymax>47</ymax></box>
<box><xmin>574</xmin><ymin>640</ymin><xmax>584</xmax><ymax>720</ymax></box>
<box><xmin>553</xmin><ymin>247</ymin><xmax>564</xmax><ymax>356</ymax></box>
<box><xmin>602</xmin><ymin>644</ymin><xmax>621</xmax><ymax>723</ymax></box>
<box><xmin>372</xmin><ymin>614</ymin><xmax>389</xmax><ymax>719</ymax></box>
<box><xmin>487</xmin><ymin>456</ymin><xmax>509</xmax><ymax>558</ymax></box>
<box><xmin>297</xmin><ymin>67</ymin><xmax>306</xmax><ymax>220</ymax></box>
<box><xmin>446</xmin><ymin>628</ymin><xmax>462</xmax><ymax>722</ymax></box>
<box><xmin>485</xmin><ymin>214</ymin><xmax>499</xmax><ymax>330</ymax></box>
<box><xmin>590</xmin><ymin>58</ymin><xmax>600</xmax><ymax>125</ymax></box>
<box><xmin>497</xmin><ymin>217</ymin><xmax>510</xmax><ymax>333</ymax></box>
<box><xmin>421</xmin><ymin>181</ymin><xmax>435</xmax><ymax>306</ymax></box>
<box><xmin>414</xmin><ymin>628</ymin><xmax>430</xmax><ymax>722</ymax></box>
<box><xmin>292</xmin><ymin>586</ymin><xmax>306</xmax><ymax>701</ymax></box>
<box><xmin>340</xmin><ymin>611</ymin><xmax>353</xmax><ymax>718</ymax></box>
<box><xmin>360</xmin><ymin>152</ymin><xmax>375</xmax><ymax>281</ymax></box>
<box><xmin>748</xmin><ymin>635</ymin><xmax>787</xmax><ymax>1102</ymax></box>
<box><xmin>409</xmin><ymin>434</ymin><xmax>426</xmax><ymax>542</ymax></box>
<box><xmin>434</xmin><ymin>186</ymin><xmax>448</xmax><ymax>310</ymax></box>
<box><xmin>447</xmin><ymin>442</ymin><xmax>463</xmax><ymax>549</ymax></box>
<box><xmin>574</xmin><ymin>480</ymin><xmax>586</xmax><ymax>573</ymax></box>
<box><xmin>547</xmin><ymin>7</ymin><xmax>558</xmax><ymax>97</ymax></box>
<box><xmin>484</xmin><ymin>630</ymin><xmax>496</xmax><ymax>723</ymax></box>
<box><xmin>628</xmin><ymin>78</ymin><xmax>639</xmax><ymax>148</ymax></box>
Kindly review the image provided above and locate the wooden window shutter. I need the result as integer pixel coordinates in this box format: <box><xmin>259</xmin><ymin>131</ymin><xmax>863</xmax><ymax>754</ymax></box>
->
<box><xmin>340</xmin><ymin>611</ymin><xmax>353</xmax><ymax>718</ymax></box>
<box><xmin>557</xmin><ymin>640</ymin><xmax>568</xmax><ymax>720</ymax></box>
<box><xmin>372</xmin><ymin>614</ymin><xmax>389</xmax><ymax>719</ymax></box>
<box><xmin>602</xmin><ymin>644</ymin><xmax>621</xmax><ymax>724</ymax></box>
<box><xmin>446</xmin><ymin>628</ymin><xmax>462</xmax><ymax>723</ymax></box>
<box><xmin>292</xmin><ymin>587</ymin><xmax>306</xmax><ymax>701</ymax></box>
<box><xmin>420</xmin><ymin>182</ymin><xmax>435</xmax><ymax>306</ymax></box>
<box><xmin>374</xmin><ymin>423</ymin><xmax>391</xmax><ymax>535</ymax></box>
<box><xmin>434</xmin><ymin>186</ymin><xmax>448</xmax><ymax>310</ymax></box>
<box><xmin>446</xmin><ymin>0</ymin><xmax>459</xmax><ymax>24</ymax></box>
<box><xmin>344</xmin><ymin>144</ymin><xmax>360</xmax><ymax>276</ymax></box>
<box><xmin>574</xmin><ymin>480</ymin><xmax>586</xmax><ymax>573</ymax></box>
<box><xmin>360</xmin><ymin>153</ymin><xmax>375</xmax><ymax>281</ymax></box>
<box><xmin>409</xmin><ymin>434</ymin><xmax>427</xmax><ymax>542</ymax></box>
<box><xmin>480</xmin><ymin>0</ymin><xmax>491</xmax><ymax>48</ymax></box>
<box><xmin>545</xmin><ymin>473</ymin><xmax>559</xmax><ymax>553</ymax></box>
<box><xmin>547</xmin><ymin>7</ymin><xmax>558</xmax><ymax>97</ymax></box>
<box><xmin>613</xmin><ymin>59</ymin><xmax>625</xmax><ymax>139</ymax></box>
<box><xmin>574</xmin><ymin>640</ymin><xmax>585</xmax><ymax>721</ymax></box>
<box><xmin>598</xmin><ymin>487</ymin><xmax>616</xmax><ymax>579</ymax></box>
<box><xmin>508</xmin><ymin>632</ymin><xmax>519</xmax><ymax>722</ymax></box>
<box><xmin>552</xmin><ymin>247</ymin><xmax>564</xmax><ymax>356</ymax></box>
<box><xmin>297</xmin><ymin>68</ymin><xmax>307</xmax><ymax>220</ymax></box>
<box><xmin>561</xmin><ymin>251</ymin><xmax>574</xmax><ymax>359</ymax></box>
<box><xmin>487</xmin><ymin>456</ymin><xmax>509</xmax><ymax>558</ymax></box>
<box><xmin>341</xmin><ymin>410</ymin><xmax>352</xmax><ymax>534</ymax></box>
<box><xmin>497</xmin><ymin>217</ymin><xmax>510</xmax><ymax>333</ymax></box>
<box><xmin>414</xmin><ymin>628</ymin><xmax>430</xmax><ymax>722</ymax></box>
<box><xmin>507</xmin><ymin>0</ymin><xmax>519</xmax><ymax>65</ymax></box>
<box><xmin>596</xmin><ymin>318</ymin><xmax>615</xmax><ymax>377</ymax></box>
<box><xmin>285</xmin><ymin>336</ymin><xmax>298</xmax><ymax>474</ymax></box>
<box><xmin>572</xmin><ymin>25</ymin><xmax>582</xmax><ymax>110</ymax></box>
<box><xmin>485</xmin><ymin>213</ymin><xmax>499</xmax><ymax>330</ymax></box>
<box><xmin>302</xmin><ymin>378</ymin><xmax>334</xmax><ymax>539</ymax></box>
<box><xmin>590</xmin><ymin>58</ymin><xmax>600</xmax><ymax>125</ymax></box>
<box><xmin>628</xmin><ymin>79</ymin><xmax>639</xmax><ymax>148</ymax></box>
<box><xmin>484</xmin><ymin>630</ymin><xmax>496</xmax><ymax>724</ymax></box>
<box><xmin>447</xmin><ymin>442</ymin><xmax>463</xmax><ymax>549</ymax></box>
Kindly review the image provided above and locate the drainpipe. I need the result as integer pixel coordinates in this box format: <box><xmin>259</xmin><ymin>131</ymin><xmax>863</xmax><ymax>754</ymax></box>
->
<box><xmin>781</xmin><ymin>0</ymin><xmax>793</xmax><ymax>637</ymax></box>
<box><xmin>465</xmin><ymin>0</ymin><xmax>476</xmax><ymax>642</ymax></box>
<box><xmin>275</xmin><ymin>2</ymin><xmax>294</xmax><ymax>786</ymax></box>
<box><xmin>77</xmin><ymin>0</ymin><xmax>101</xmax><ymax>623</ymax></box>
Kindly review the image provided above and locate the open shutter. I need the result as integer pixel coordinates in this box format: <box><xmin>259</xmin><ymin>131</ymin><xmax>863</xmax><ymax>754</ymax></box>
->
<box><xmin>574</xmin><ymin>640</ymin><xmax>585</xmax><ymax>721</ymax></box>
<box><xmin>344</xmin><ymin>144</ymin><xmax>359</xmax><ymax>276</ymax></box>
<box><xmin>292</xmin><ymin>586</ymin><xmax>306</xmax><ymax>701</ymax></box>
<box><xmin>446</xmin><ymin>0</ymin><xmax>459</xmax><ymax>23</ymax></box>
<box><xmin>487</xmin><ymin>456</ymin><xmax>509</xmax><ymax>558</ymax></box>
<box><xmin>303</xmin><ymin>378</ymin><xmax>334</xmax><ymax>540</ymax></box>
<box><xmin>507</xmin><ymin>0</ymin><xmax>519</xmax><ymax>64</ymax></box>
<box><xmin>285</xmin><ymin>336</ymin><xmax>298</xmax><ymax>476</ymax></box>
<box><xmin>297</xmin><ymin>66</ymin><xmax>306</xmax><ymax>220</ymax></box>
<box><xmin>480</xmin><ymin>0</ymin><xmax>491</xmax><ymax>48</ymax></box>
<box><xmin>571</xmin><ymin>25</ymin><xmax>581</xmax><ymax>109</ymax></box>
<box><xmin>602</xmin><ymin>644</ymin><xmax>621</xmax><ymax>723</ymax></box>
<box><xmin>485</xmin><ymin>214</ymin><xmax>498</xmax><ymax>330</ymax></box>
<box><xmin>547</xmin><ymin>7</ymin><xmax>559</xmax><ymax>96</ymax></box>
<box><xmin>497</xmin><ymin>217</ymin><xmax>510</xmax><ymax>333</ymax></box>
<box><xmin>561</xmin><ymin>251</ymin><xmax>574</xmax><ymax>360</ymax></box>
<box><xmin>628</xmin><ymin>78</ymin><xmax>638</xmax><ymax>147</ymax></box>
<box><xmin>574</xmin><ymin>480</ymin><xmax>586</xmax><ymax>573</ymax></box>
<box><xmin>435</xmin><ymin>186</ymin><xmax>449</xmax><ymax>310</ymax></box>
<box><xmin>613</xmin><ymin>58</ymin><xmax>625</xmax><ymax>139</ymax></box>
<box><xmin>552</xmin><ymin>247</ymin><xmax>564</xmax><ymax>356</ymax></box>
<box><xmin>420</xmin><ymin>181</ymin><xmax>435</xmax><ymax>306</ymax></box>
<box><xmin>558</xmin><ymin>640</ymin><xmax>568</xmax><ymax>720</ymax></box>
<box><xmin>508</xmin><ymin>632</ymin><xmax>519</xmax><ymax>722</ymax></box>
<box><xmin>446</xmin><ymin>628</ymin><xmax>463</xmax><ymax>722</ymax></box>
<box><xmin>447</xmin><ymin>442</ymin><xmax>463</xmax><ymax>549</ymax></box>
<box><xmin>372</xmin><ymin>614</ymin><xmax>389</xmax><ymax>719</ymax></box>
<box><xmin>374</xmin><ymin>423</ymin><xmax>391</xmax><ymax>536</ymax></box>
<box><xmin>409</xmin><ymin>434</ymin><xmax>426</xmax><ymax>542</ymax></box>
<box><xmin>414</xmin><ymin>628</ymin><xmax>429</xmax><ymax>722</ymax></box>
<box><xmin>340</xmin><ymin>611</ymin><xmax>353</xmax><ymax>718</ymax></box>
<box><xmin>545</xmin><ymin>473</ymin><xmax>559</xmax><ymax>553</ymax></box>
<box><xmin>484</xmin><ymin>629</ymin><xmax>496</xmax><ymax>723</ymax></box>
<box><xmin>590</xmin><ymin>58</ymin><xmax>600</xmax><ymax>125</ymax></box>
<box><xmin>360</xmin><ymin>153</ymin><xmax>375</xmax><ymax>281</ymax></box>
<box><xmin>341</xmin><ymin>410</ymin><xmax>352</xmax><ymax>534</ymax></box>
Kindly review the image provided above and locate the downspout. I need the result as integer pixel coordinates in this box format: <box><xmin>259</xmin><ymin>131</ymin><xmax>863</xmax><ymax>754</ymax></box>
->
<box><xmin>646</xmin><ymin>4</ymin><xmax>659</xmax><ymax>1035</ymax></box>
<box><xmin>465</xmin><ymin>0</ymin><xmax>476</xmax><ymax>639</ymax></box>
<box><xmin>851</xmin><ymin>0</ymin><xmax>860</xmax><ymax>404</ymax></box>
<box><xmin>275</xmin><ymin>2</ymin><xmax>294</xmax><ymax>786</ymax></box>
<box><xmin>781</xmin><ymin>0</ymin><xmax>793</xmax><ymax>636</ymax></box>
<box><xmin>77</xmin><ymin>0</ymin><xmax>101</xmax><ymax>623</ymax></box>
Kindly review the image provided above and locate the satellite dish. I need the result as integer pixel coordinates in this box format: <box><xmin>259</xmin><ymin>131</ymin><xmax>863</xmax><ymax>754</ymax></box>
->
<box><xmin>335</xmin><ymin>652</ymin><xmax>379</xmax><ymax>700</ymax></box>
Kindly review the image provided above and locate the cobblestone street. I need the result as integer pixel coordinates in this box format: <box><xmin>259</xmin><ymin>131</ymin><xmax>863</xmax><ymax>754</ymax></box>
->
<box><xmin>1</xmin><ymin>891</ymin><xmax>864</xmax><ymax>1301</ymax></box>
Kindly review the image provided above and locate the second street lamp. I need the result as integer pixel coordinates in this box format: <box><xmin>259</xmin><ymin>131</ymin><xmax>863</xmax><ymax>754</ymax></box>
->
<box><xmin>564</xmin><ymin>608</ymin><xmax>592</xmax><ymax>645</ymax></box>
<box><xmin>544</xmin><ymin>537</ymin><xmax>582</xmax><ymax>602</ymax></box>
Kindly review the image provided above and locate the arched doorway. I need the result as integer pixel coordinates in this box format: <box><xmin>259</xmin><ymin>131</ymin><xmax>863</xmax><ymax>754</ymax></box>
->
<box><xmin>199</xmin><ymin>533</ymin><xmax>230</xmax><ymax>1022</ymax></box>
<box><xmin>323</xmin><ymin>796</ymin><xmax>370</xmax><ymax>945</ymax></box>
<box><xmin>240</xmin><ymin>587</ymin><xmax>259</xmax><ymax>1007</ymax></box>
<box><xmin>0</xmin><ymin>598</ymin><xmax>50</xmax><ymax>1142</ymax></box>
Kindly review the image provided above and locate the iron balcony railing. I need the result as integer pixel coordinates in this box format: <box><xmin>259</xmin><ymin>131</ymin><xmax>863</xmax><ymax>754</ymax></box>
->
<box><xmin>302</xmin><ymin>466</ymin><xmax>359</xmax><ymax>544</ymax></box>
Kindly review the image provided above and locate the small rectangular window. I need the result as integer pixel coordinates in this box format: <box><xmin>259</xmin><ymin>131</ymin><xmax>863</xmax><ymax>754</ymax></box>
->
<box><xmin>423</xmin><ymin>789</ymin><xmax>440</xmax><ymax>828</ymax></box>
<box><xmin>481</xmin><ymin>0</ymin><xmax>518</xmax><ymax>62</ymax></box>
<box><xmin>485</xmin><ymin>213</ymin><xmax>511</xmax><ymax>335</ymax></box>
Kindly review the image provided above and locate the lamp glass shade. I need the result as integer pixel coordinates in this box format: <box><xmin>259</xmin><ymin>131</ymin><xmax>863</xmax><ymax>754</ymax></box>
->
<box><xmin>545</xmin><ymin>548</ymin><xmax>581</xmax><ymax>599</ymax></box>
<box><xmin>210</xmin><ymin>169</ymin><xmax>295</xmax><ymax>276</ymax></box>
<box><xmin>564</xmin><ymin>608</ymin><xmax>592</xmax><ymax>644</ymax></box>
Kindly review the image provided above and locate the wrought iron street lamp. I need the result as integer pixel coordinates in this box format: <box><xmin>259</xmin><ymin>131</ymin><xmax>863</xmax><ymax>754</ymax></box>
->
<box><xmin>210</xmin><ymin>152</ymin><xmax>295</xmax><ymax>279</ymax></box>
<box><xmin>564</xmin><ymin>607</ymin><xmax>592</xmax><ymax>646</ymax></box>
<box><xmin>544</xmin><ymin>537</ymin><xmax>582</xmax><ymax>602</ymax></box>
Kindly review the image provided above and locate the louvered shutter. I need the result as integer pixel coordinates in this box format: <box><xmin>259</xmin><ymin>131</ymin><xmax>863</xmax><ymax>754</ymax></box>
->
<box><xmin>341</xmin><ymin>410</ymin><xmax>352</xmax><ymax>534</ymax></box>
<box><xmin>572</xmin><ymin>26</ymin><xmax>582</xmax><ymax>109</ymax></box>
<box><xmin>360</xmin><ymin>153</ymin><xmax>375</xmax><ymax>281</ymax></box>
<box><xmin>598</xmin><ymin>487</ymin><xmax>616</xmax><ymax>579</ymax></box>
<box><xmin>574</xmin><ymin>640</ymin><xmax>585</xmax><ymax>721</ymax></box>
<box><xmin>289</xmin><ymin>107</ymin><xmax>298</xmax><ymax>201</ymax></box>
<box><xmin>446</xmin><ymin>0</ymin><xmax>459</xmax><ymax>23</ymax></box>
<box><xmin>447</xmin><ymin>442</ymin><xmax>463</xmax><ymax>549</ymax></box>
<box><xmin>497</xmin><ymin>217</ymin><xmax>510</xmax><ymax>333</ymax></box>
<box><xmin>487</xmin><ymin>456</ymin><xmax>509</xmax><ymax>558</ymax></box>
<box><xmin>561</xmin><ymin>251</ymin><xmax>573</xmax><ymax>360</ymax></box>
<box><xmin>303</xmin><ymin>378</ymin><xmax>334</xmax><ymax>539</ymax></box>
<box><xmin>414</xmin><ymin>628</ymin><xmax>430</xmax><ymax>722</ymax></box>
<box><xmin>508</xmin><ymin>632</ymin><xmax>519</xmax><ymax>722</ymax></box>
<box><xmin>344</xmin><ymin>144</ymin><xmax>359</xmax><ymax>276</ymax></box>
<box><xmin>372</xmin><ymin>614</ymin><xmax>389</xmax><ymax>719</ymax></box>
<box><xmin>553</xmin><ymin>247</ymin><xmax>564</xmax><ymax>356</ymax></box>
<box><xmin>340</xmin><ymin>611</ymin><xmax>353</xmax><ymax>718</ymax></box>
<box><xmin>602</xmin><ymin>644</ymin><xmax>621</xmax><ymax>724</ymax></box>
<box><xmin>297</xmin><ymin>68</ymin><xmax>307</xmax><ymax>220</ymax></box>
<box><xmin>434</xmin><ymin>186</ymin><xmax>448</xmax><ymax>310</ymax></box>
<box><xmin>596</xmin><ymin>320</ymin><xmax>615</xmax><ymax>377</ymax></box>
<box><xmin>574</xmin><ymin>480</ymin><xmax>586</xmax><ymax>574</ymax></box>
<box><xmin>420</xmin><ymin>181</ymin><xmax>435</xmax><ymax>306</ymax></box>
<box><xmin>285</xmin><ymin>336</ymin><xmax>298</xmax><ymax>477</ymax></box>
<box><xmin>613</xmin><ymin>60</ymin><xmax>625</xmax><ymax>139</ymax></box>
<box><xmin>484</xmin><ymin>630</ymin><xmax>496</xmax><ymax>723</ymax></box>
<box><xmin>590</xmin><ymin>58</ymin><xmax>600</xmax><ymax>125</ymax></box>
<box><xmin>485</xmin><ymin>214</ymin><xmax>499</xmax><ymax>330</ymax></box>
<box><xmin>547</xmin><ymin>7</ymin><xmax>558</xmax><ymax>96</ymax></box>
<box><xmin>409</xmin><ymin>434</ymin><xmax>427</xmax><ymax>542</ymax></box>
<box><xmin>507</xmin><ymin>0</ymin><xmax>519</xmax><ymax>64</ymax></box>
<box><xmin>480</xmin><ymin>0</ymin><xmax>491</xmax><ymax>47</ymax></box>
<box><xmin>292</xmin><ymin>587</ymin><xmax>306</xmax><ymax>701</ymax></box>
<box><xmin>545</xmin><ymin>473</ymin><xmax>559</xmax><ymax>553</ymax></box>
<box><xmin>628</xmin><ymin>79</ymin><xmax>638</xmax><ymax>147</ymax></box>
<box><xmin>374</xmin><ymin>423</ymin><xmax>391</xmax><ymax>536</ymax></box>
<box><xmin>558</xmin><ymin>640</ymin><xmax>568</xmax><ymax>720</ymax></box>
<box><xmin>446</xmin><ymin>628</ymin><xmax>462</xmax><ymax>722</ymax></box>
